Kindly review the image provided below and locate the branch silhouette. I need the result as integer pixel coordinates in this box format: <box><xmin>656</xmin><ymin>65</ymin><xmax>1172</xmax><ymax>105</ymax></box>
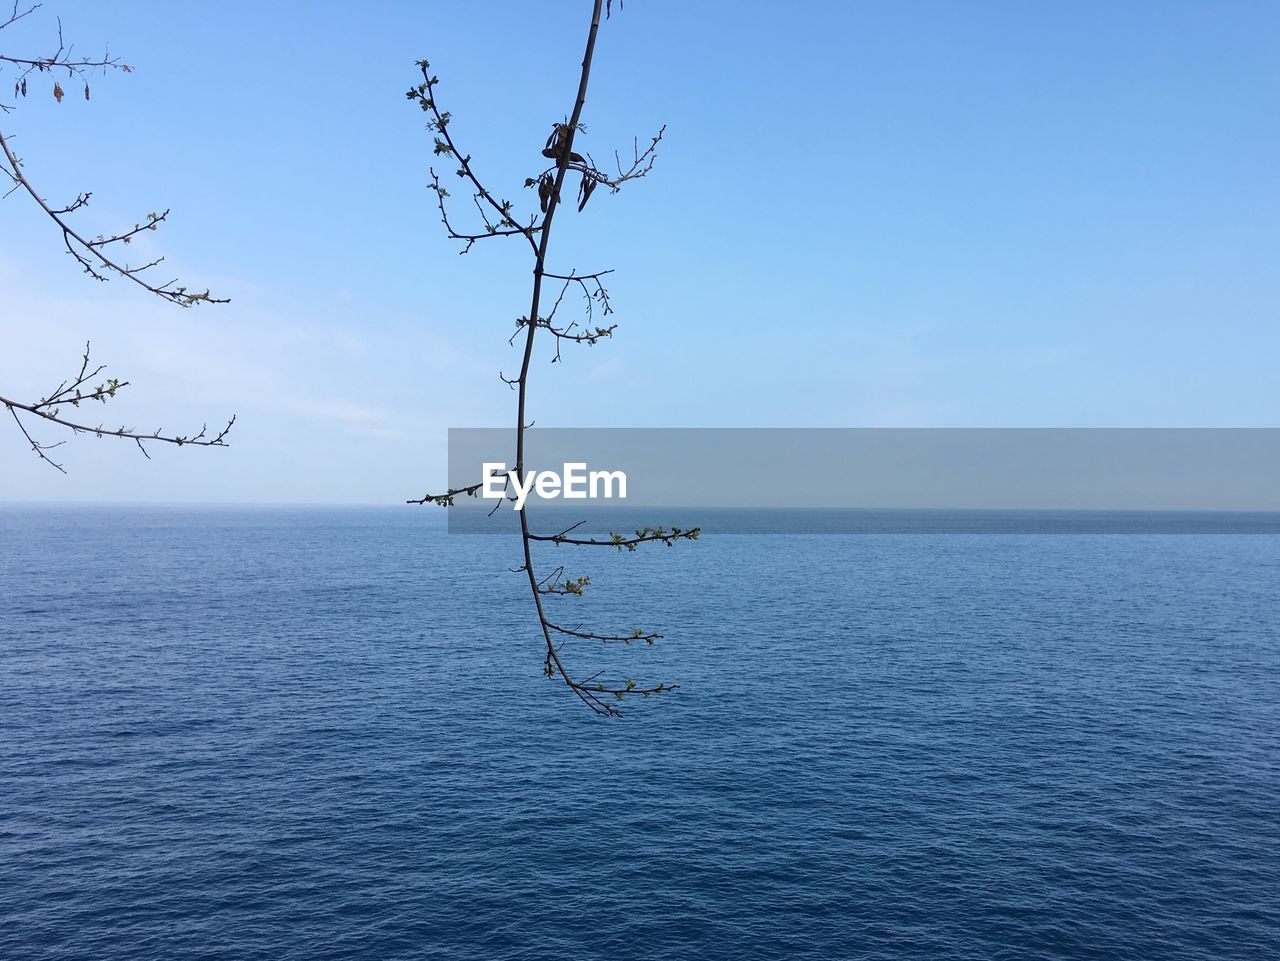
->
<box><xmin>1</xmin><ymin>3</ymin><xmax>233</xmax><ymax>469</ymax></box>
<box><xmin>0</xmin><ymin>341</ymin><xmax>233</xmax><ymax>473</ymax></box>
<box><xmin>406</xmin><ymin>0</ymin><xmax>696</xmax><ymax>716</ymax></box>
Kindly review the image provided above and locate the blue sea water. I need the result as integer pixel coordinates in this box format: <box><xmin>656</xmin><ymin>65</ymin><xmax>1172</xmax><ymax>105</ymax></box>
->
<box><xmin>1</xmin><ymin>506</ymin><xmax>1278</xmax><ymax>960</ymax></box>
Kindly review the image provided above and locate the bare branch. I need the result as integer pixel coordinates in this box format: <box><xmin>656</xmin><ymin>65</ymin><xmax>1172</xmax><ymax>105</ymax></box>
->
<box><xmin>2</xmin><ymin>13</ymin><xmax>233</xmax><ymax>477</ymax></box>
<box><xmin>406</xmin><ymin>481</ymin><xmax>483</xmax><ymax>507</ymax></box>
<box><xmin>1</xmin><ymin>341</ymin><xmax>234</xmax><ymax>471</ymax></box>
<box><xmin>509</xmin><ymin>272</ymin><xmax>617</xmax><ymax>361</ymax></box>
<box><xmin>531</xmin><ymin>525</ymin><xmax>701</xmax><ymax>551</ymax></box>
<box><xmin>409</xmin><ymin>1</ymin><xmax>686</xmax><ymax>716</ymax></box>
<box><xmin>0</xmin><ymin>130</ymin><xmax>225</xmax><ymax>305</ymax></box>
<box><xmin>407</xmin><ymin>464</ymin><xmax>512</xmax><ymax>507</ymax></box>
<box><xmin>1</xmin><ymin>5</ymin><xmax>132</xmax><ymax>113</ymax></box>
<box><xmin>544</xmin><ymin>620</ymin><xmax>660</xmax><ymax>645</ymax></box>
<box><xmin>407</xmin><ymin>65</ymin><xmax>540</xmax><ymax>255</ymax></box>
<box><xmin>536</xmin><ymin>566</ymin><xmax>592</xmax><ymax>596</ymax></box>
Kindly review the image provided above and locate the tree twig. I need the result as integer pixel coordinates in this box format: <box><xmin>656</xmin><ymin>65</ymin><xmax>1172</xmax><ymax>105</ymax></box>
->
<box><xmin>408</xmin><ymin>1</ymin><xmax>692</xmax><ymax>716</ymax></box>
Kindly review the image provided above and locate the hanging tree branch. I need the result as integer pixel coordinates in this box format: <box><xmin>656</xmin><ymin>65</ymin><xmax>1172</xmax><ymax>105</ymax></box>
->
<box><xmin>1</xmin><ymin>131</ymin><xmax>226</xmax><ymax>306</ymax></box>
<box><xmin>1</xmin><ymin>1</ymin><xmax>123</xmax><ymax>89</ymax></box>
<box><xmin>0</xmin><ymin>340</ymin><xmax>233</xmax><ymax>473</ymax></box>
<box><xmin>1</xmin><ymin>3</ymin><xmax>233</xmax><ymax>470</ymax></box>
<box><xmin>406</xmin><ymin>0</ymin><xmax>696</xmax><ymax>716</ymax></box>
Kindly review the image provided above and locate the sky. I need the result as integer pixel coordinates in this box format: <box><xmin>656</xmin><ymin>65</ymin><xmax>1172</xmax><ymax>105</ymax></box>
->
<box><xmin>1</xmin><ymin>0</ymin><xmax>1277</xmax><ymax>504</ymax></box>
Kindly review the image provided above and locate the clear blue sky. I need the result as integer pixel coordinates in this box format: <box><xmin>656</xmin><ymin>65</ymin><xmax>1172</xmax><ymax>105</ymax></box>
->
<box><xmin>2</xmin><ymin>1</ymin><xmax>1277</xmax><ymax>503</ymax></box>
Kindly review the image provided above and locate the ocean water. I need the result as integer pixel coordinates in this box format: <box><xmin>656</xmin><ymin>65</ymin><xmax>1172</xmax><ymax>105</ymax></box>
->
<box><xmin>1</xmin><ymin>506</ymin><xmax>1278</xmax><ymax>960</ymax></box>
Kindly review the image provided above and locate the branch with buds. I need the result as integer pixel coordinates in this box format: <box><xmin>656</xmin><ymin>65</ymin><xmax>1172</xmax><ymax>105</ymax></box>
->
<box><xmin>0</xmin><ymin>132</ymin><xmax>224</xmax><ymax>306</ymax></box>
<box><xmin>1</xmin><ymin>5</ymin><xmax>233</xmax><ymax>470</ymax></box>
<box><xmin>1</xmin><ymin>1</ymin><xmax>126</xmax><ymax>111</ymax></box>
<box><xmin>406</xmin><ymin>1</ymin><xmax>694</xmax><ymax>716</ymax></box>
<box><xmin>0</xmin><ymin>342</ymin><xmax>234</xmax><ymax>473</ymax></box>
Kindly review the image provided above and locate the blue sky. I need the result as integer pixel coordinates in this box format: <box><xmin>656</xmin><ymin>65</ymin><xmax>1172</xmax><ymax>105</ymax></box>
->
<box><xmin>2</xmin><ymin>1</ymin><xmax>1277</xmax><ymax>503</ymax></box>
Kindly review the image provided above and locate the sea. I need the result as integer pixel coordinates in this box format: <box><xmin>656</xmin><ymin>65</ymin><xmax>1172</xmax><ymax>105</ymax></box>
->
<box><xmin>2</xmin><ymin>506</ymin><xmax>1278</xmax><ymax>960</ymax></box>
